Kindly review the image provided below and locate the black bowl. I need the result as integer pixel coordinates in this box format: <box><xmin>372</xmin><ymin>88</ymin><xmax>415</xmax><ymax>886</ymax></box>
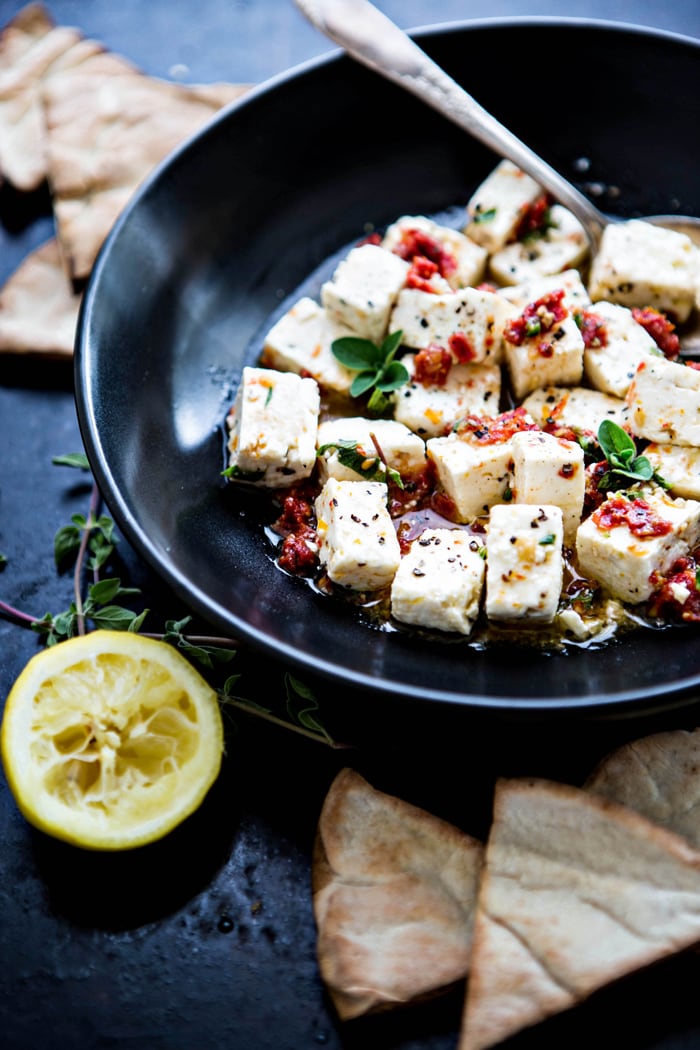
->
<box><xmin>76</xmin><ymin>17</ymin><xmax>700</xmax><ymax>715</ymax></box>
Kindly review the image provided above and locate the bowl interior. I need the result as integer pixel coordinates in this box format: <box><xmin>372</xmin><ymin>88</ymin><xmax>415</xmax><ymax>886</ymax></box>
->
<box><xmin>77</xmin><ymin>19</ymin><xmax>700</xmax><ymax>712</ymax></box>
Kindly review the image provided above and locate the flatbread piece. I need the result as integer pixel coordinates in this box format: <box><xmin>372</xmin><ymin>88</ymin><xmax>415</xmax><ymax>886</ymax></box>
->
<box><xmin>313</xmin><ymin>767</ymin><xmax>484</xmax><ymax>1020</ymax></box>
<box><xmin>585</xmin><ymin>727</ymin><xmax>700</xmax><ymax>848</ymax></box>
<box><xmin>459</xmin><ymin>777</ymin><xmax>700</xmax><ymax>1050</ymax></box>
<box><xmin>43</xmin><ymin>66</ymin><xmax>249</xmax><ymax>281</ymax></box>
<box><xmin>0</xmin><ymin>237</ymin><xmax>80</xmax><ymax>357</ymax></box>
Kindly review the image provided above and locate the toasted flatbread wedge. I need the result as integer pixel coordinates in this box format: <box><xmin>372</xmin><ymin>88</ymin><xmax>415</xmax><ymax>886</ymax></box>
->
<box><xmin>0</xmin><ymin>3</ymin><xmax>135</xmax><ymax>191</ymax></box>
<box><xmin>459</xmin><ymin>777</ymin><xmax>700</xmax><ymax>1050</ymax></box>
<box><xmin>0</xmin><ymin>237</ymin><xmax>80</xmax><ymax>357</ymax></box>
<box><xmin>43</xmin><ymin>66</ymin><xmax>248</xmax><ymax>282</ymax></box>
<box><xmin>313</xmin><ymin>767</ymin><xmax>483</xmax><ymax>1020</ymax></box>
<box><xmin>585</xmin><ymin>728</ymin><xmax>700</xmax><ymax>848</ymax></box>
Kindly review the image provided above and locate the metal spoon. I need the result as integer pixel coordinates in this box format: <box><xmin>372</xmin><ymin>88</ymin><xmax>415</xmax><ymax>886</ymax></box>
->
<box><xmin>295</xmin><ymin>0</ymin><xmax>700</xmax><ymax>352</ymax></box>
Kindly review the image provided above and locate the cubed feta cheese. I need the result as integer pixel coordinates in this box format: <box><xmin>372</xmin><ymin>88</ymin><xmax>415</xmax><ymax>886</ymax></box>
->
<box><xmin>316</xmin><ymin>417</ymin><xmax>426</xmax><ymax>483</ymax></box>
<box><xmin>390</xmin><ymin>528</ymin><xmax>486</xmax><ymax>635</ymax></box>
<box><xmin>625</xmin><ymin>357</ymin><xmax>700</xmax><ymax>446</ymax></box>
<box><xmin>488</xmin><ymin>205</ymin><xmax>588</xmax><ymax>286</ymax></box>
<box><xmin>521</xmin><ymin>385</ymin><xmax>626</xmax><ymax>436</ymax></box>
<box><xmin>504</xmin><ymin>309</ymin><xmax>584</xmax><ymax>401</ymax></box>
<box><xmin>314</xmin><ymin>478</ymin><xmax>401</xmax><ymax>591</ymax></box>
<box><xmin>427</xmin><ymin>428</ymin><xmax>516</xmax><ymax>522</ymax></box>
<box><xmin>501</xmin><ymin>268</ymin><xmax>591</xmax><ymax>311</ymax></box>
<box><xmin>226</xmin><ymin>366</ymin><xmax>319</xmax><ymax>488</ymax></box>
<box><xmin>510</xmin><ymin>430</ymin><xmax>585</xmax><ymax>542</ymax></box>
<box><xmin>392</xmin><ymin>353</ymin><xmax>501</xmax><ymax>438</ymax></box>
<box><xmin>320</xmin><ymin>244</ymin><xmax>410</xmax><ymax>343</ymax></box>
<box><xmin>582</xmin><ymin>301</ymin><xmax>660</xmax><ymax>399</ymax></box>
<box><xmin>390</xmin><ymin>286</ymin><xmax>514</xmax><ymax>364</ymax></box>
<box><xmin>262</xmin><ymin>297</ymin><xmax>357</xmax><ymax>396</ymax></box>
<box><xmin>644</xmin><ymin>444</ymin><xmax>700</xmax><ymax>500</ymax></box>
<box><xmin>485</xmin><ymin>503</ymin><xmax>564</xmax><ymax>623</ymax></box>
<box><xmin>382</xmin><ymin>215</ymin><xmax>487</xmax><ymax>290</ymax></box>
<box><xmin>576</xmin><ymin>490</ymin><xmax>700</xmax><ymax>603</ymax></box>
<box><xmin>588</xmin><ymin>219</ymin><xmax>698</xmax><ymax>322</ymax></box>
<box><xmin>465</xmin><ymin>160</ymin><xmax>543</xmax><ymax>252</ymax></box>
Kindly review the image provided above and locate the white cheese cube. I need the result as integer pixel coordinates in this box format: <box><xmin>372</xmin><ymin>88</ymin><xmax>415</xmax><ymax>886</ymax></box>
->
<box><xmin>390</xmin><ymin>286</ymin><xmax>514</xmax><ymax>364</ymax></box>
<box><xmin>427</xmin><ymin>433</ymin><xmax>513</xmax><ymax>522</ymax></box>
<box><xmin>226</xmin><ymin>366</ymin><xmax>319</xmax><ymax>488</ymax></box>
<box><xmin>510</xmin><ymin>430</ymin><xmax>585</xmax><ymax>542</ymax></box>
<box><xmin>262</xmin><ymin>297</ymin><xmax>357</xmax><ymax>396</ymax></box>
<box><xmin>314</xmin><ymin>478</ymin><xmax>401</xmax><ymax>591</ymax></box>
<box><xmin>644</xmin><ymin>444</ymin><xmax>700</xmax><ymax>500</ymax></box>
<box><xmin>382</xmin><ymin>215</ymin><xmax>487</xmax><ymax>290</ymax></box>
<box><xmin>392</xmin><ymin>353</ymin><xmax>500</xmax><ymax>438</ymax></box>
<box><xmin>504</xmin><ymin>311</ymin><xmax>584</xmax><ymax>401</ymax></box>
<box><xmin>521</xmin><ymin>385</ymin><xmax>626</xmax><ymax>436</ymax></box>
<box><xmin>316</xmin><ymin>417</ymin><xmax>426</xmax><ymax>483</ymax></box>
<box><xmin>390</xmin><ymin>528</ymin><xmax>486</xmax><ymax>635</ymax></box>
<box><xmin>625</xmin><ymin>357</ymin><xmax>700</xmax><ymax>446</ymax></box>
<box><xmin>488</xmin><ymin>205</ymin><xmax>588</xmax><ymax>286</ymax></box>
<box><xmin>588</xmin><ymin>219</ymin><xmax>698</xmax><ymax>322</ymax></box>
<box><xmin>465</xmin><ymin>160</ymin><xmax>543</xmax><ymax>252</ymax></box>
<box><xmin>485</xmin><ymin>503</ymin><xmax>564</xmax><ymax>623</ymax></box>
<box><xmin>501</xmin><ymin>268</ymin><xmax>591</xmax><ymax>311</ymax></box>
<box><xmin>582</xmin><ymin>301</ymin><xmax>659</xmax><ymax>398</ymax></box>
<box><xmin>320</xmin><ymin>244</ymin><xmax>410</xmax><ymax>344</ymax></box>
<box><xmin>575</xmin><ymin>490</ymin><xmax>700</xmax><ymax>603</ymax></box>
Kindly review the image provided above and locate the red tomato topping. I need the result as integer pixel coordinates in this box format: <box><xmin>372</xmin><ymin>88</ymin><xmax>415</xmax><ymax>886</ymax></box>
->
<box><xmin>278</xmin><ymin>526</ymin><xmax>318</xmax><ymax>575</ymax></box>
<box><xmin>576</xmin><ymin>310</ymin><xmax>608</xmax><ymax>349</ymax></box>
<box><xmin>448</xmin><ymin>331</ymin><xmax>477</xmax><ymax>362</ymax></box>
<box><xmin>356</xmin><ymin>231</ymin><xmax>382</xmax><ymax>246</ymax></box>
<box><xmin>413</xmin><ymin>344</ymin><xmax>452</xmax><ymax>386</ymax></box>
<box><xmin>393</xmin><ymin>227</ymin><xmax>457</xmax><ymax>278</ymax></box>
<box><xmin>504</xmin><ymin>289</ymin><xmax>568</xmax><ymax>346</ymax></box>
<box><xmin>631</xmin><ymin>306</ymin><xmax>681</xmax><ymax>359</ymax></box>
<box><xmin>592</xmin><ymin>495</ymin><xmax>673</xmax><ymax>537</ymax></box>
<box><xmin>515</xmin><ymin>193</ymin><xmax>551</xmax><ymax>239</ymax></box>
<box><xmin>406</xmin><ymin>255</ymin><xmax>440</xmax><ymax>292</ymax></box>
<box><xmin>649</xmin><ymin>556</ymin><xmax>700</xmax><ymax>621</ymax></box>
<box><xmin>387</xmin><ymin>465</ymin><xmax>435</xmax><ymax>518</ymax></box>
<box><xmin>453</xmin><ymin>406</ymin><xmax>538</xmax><ymax>444</ymax></box>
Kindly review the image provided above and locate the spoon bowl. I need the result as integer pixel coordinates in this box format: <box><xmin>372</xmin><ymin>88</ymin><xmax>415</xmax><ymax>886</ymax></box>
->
<box><xmin>296</xmin><ymin>0</ymin><xmax>700</xmax><ymax>352</ymax></box>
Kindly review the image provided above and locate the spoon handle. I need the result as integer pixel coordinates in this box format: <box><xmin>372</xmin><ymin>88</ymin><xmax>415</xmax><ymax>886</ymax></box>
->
<box><xmin>296</xmin><ymin>0</ymin><xmax>608</xmax><ymax>247</ymax></box>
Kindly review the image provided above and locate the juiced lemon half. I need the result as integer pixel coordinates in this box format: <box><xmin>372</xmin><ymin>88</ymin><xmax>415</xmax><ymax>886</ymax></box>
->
<box><xmin>1</xmin><ymin>630</ymin><xmax>224</xmax><ymax>850</ymax></box>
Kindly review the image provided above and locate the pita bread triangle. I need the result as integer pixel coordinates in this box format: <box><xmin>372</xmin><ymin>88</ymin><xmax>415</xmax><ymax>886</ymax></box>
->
<box><xmin>459</xmin><ymin>776</ymin><xmax>700</xmax><ymax>1050</ymax></box>
<box><xmin>0</xmin><ymin>237</ymin><xmax>80</xmax><ymax>357</ymax></box>
<box><xmin>313</xmin><ymin>768</ymin><xmax>484</xmax><ymax>1020</ymax></box>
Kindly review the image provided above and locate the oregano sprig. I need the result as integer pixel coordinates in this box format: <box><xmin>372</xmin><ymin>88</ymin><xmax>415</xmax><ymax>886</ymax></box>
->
<box><xmin>597</xmin><ymin>420</ymin><xmax>669</xmax><ymax>492</ymax></box>
<box><xmin>316</xmin><ymin>438</ymin><xmax>404</xmax><ymax>488</ymax></box>
<box><xmin>331</xmin><ymin>330</ymin><xmax>408</xmax><ymax>415</ymax></box>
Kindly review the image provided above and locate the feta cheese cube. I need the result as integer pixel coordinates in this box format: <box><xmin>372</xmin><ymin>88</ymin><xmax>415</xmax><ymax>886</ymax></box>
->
<box><xmin>465</xmin><ymin>160</ymin><xmax>543</xmax><ymax>252</ymax></box>
<box><xmin>510</xmin><ymin>429</ymin><xmax>585</xmax><ymax>542</ymax></box>
<box><xmin>644</xmin><ymin>443</ymin><xmax>700</xmax><ymax>500</ymax></box>
<box><xmin>320</xmin><ymin>244</ymin><xmax>410</xmax><ymax>343</ymax></box>
<box><xmin>501</xmin><ymin>268</ymin><xmax>591</xmax><ymax>311</ymax></box>
<box><xmin>262</xmin><ymin>297</ymin><xmax>357</xmax><ymax>396</ymax></box>
<box><xmin>382</xmin><ymin>215</ymin><xmax>487</xmax><ymax>290</ymax></box>
<box><xmin>588</xmin><ymin>219</ymin><xmax>698</xmax><ymax>323</ymax></box>
<box><xmin>521</xmin><ymin>385</ymin><xmax>626</xmax><ymax>436</ymax></box>
<box><xmin>582</xmin><ymin>301</ymin><xmax>659</xmax><ymax>399</ymax></box>
<box><xmin>485</xmin><ymin>503</ymin><xmax>564</xmax><ymax>623</ymax></box>
<box><xmin>390</xmin><ymin>528</ymin><xmax>486</xmax><ymax>635</ymax></box>
<box><xmin>576</xmin><ymin>490</ymin><xmax>700</xmax><ymax>603</ymax></box>
<box><xmin>488</xmin><ymin>205</ymin><xmax>588</xmax><ymax>286</ymax></box>
<box><xmin>226</xmin><ymin>366</ymin><xmax>320</xmax><ymax>488</ymax></box>
<box><xmin>314</xmin><ymin>478</ymin><xmax>401</xmax><ymax>591</ymax></box>
<box><xmin>390</xmin><ymin>286</ymin><xmax>514</xmax><ymax>364</ymax></box>
<box><xmin>625</xmin><ymin>357</ymin><xmax>700</xmax><ymax>446</ymax></box>
<box><xmin>392</xmin><ymin>353</ymin><xmax>501</xmax><ymax>438</ymax></box>
<box><xmin>427</xmin><ymin>432</ymin><xmax>513</xmax><ymax>522</ymax></box>
<box><xmin>504</xmin><ymin>310</ymin><xmax>584</xmax><ymax>401</ymax></box>
<box><xmin>316</xmin><ymin>417</ymin><xmax>426</xmax><ymax>483</ymax></box>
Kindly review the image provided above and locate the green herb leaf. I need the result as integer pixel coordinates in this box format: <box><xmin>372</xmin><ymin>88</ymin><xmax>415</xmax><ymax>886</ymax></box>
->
<box><xmin>54</xmin><ymin>524</ymin><xmax>82</xmax><ymax>567</ymax></box>
<box><xmin>52</xmin><ymin>452</ymin><xmax>91</xmax><ymax>471</ymax></box>
<box><xmin>376</xmin><ymin>360</ymin><xmax>410</xmax><ymax>392</ymax></box>
<box><xmin>331</xmin><ymin>337</ymin><xmax>382</xmax><ymax>370</ymax></box>
<box><xmin>349</xmin><ymin>371</ymin><xmax>379</xmax><ymax>398</ymax></box>
<box><xmin>473</xmin><ymin>207</ymin><xmax>497</xmax><ymax>224</ymax></box>
<box><xmin>222</xmin><ymin>464</ymin><xmax>266</xmax><ymax>482</ymax></box>
<box><xmin>331</xmin><ymin>331</ymin><xmax>408</xmax><ymax>407</ymax></box>
<box><xmin>284</xmin><ymin>673</ymin><xmax>333</xmax><ymax>744</ymax></box>
<box><xmin>539</xmin><ymin>533</ymin><xmax>556</xmax><ymax>546</ymax></box>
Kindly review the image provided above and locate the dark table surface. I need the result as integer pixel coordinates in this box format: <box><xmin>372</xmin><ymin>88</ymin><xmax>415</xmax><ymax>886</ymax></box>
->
<box><xmin>3</xmin><ymin>2</ymin><xmax>700</xmax><ymax>1050</ymax></box>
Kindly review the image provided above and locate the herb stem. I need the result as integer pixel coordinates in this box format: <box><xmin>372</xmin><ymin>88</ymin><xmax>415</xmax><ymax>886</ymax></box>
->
<box><xmin>0</xmin><ymin>598</ymin><xmax>36</xmax><ymax>627</ymax></box>
<box><xmin>219</xmin><ymin>692</ymin><xmax>352</xmax><ymax>749</ymax></box>
<box><xmin>74</xmin><ymin>483</ymin><xmax>102</xmax><ymax>636</ymax></box>
<box><xmin>143</xmin><ymin>632</ymin><xmax>241</xmax><ymax>649</ymax></box>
